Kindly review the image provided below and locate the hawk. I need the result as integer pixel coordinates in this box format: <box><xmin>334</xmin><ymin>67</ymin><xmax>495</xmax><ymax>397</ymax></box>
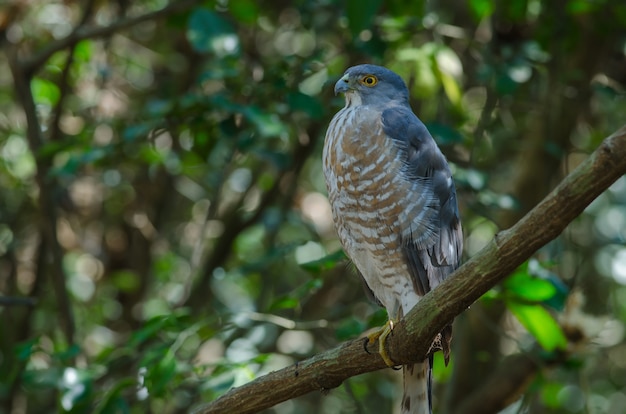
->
<box><xmin>323</xmin><ymin>64</ymin><xmax>462</xmax><ymax>414</ymax></box>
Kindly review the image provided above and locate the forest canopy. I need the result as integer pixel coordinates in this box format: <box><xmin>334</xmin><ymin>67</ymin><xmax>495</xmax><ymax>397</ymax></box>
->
<box><xmin>1</xmin><ymin>1</ymin><xmax>625</xmax><ymax>413</ymax></box>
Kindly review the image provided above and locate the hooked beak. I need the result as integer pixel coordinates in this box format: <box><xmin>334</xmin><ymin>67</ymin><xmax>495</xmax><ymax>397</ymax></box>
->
<box><xmin>334</xmin><ymin>73</ymin><xmax>352</xmax><ymax>95</ymax></box>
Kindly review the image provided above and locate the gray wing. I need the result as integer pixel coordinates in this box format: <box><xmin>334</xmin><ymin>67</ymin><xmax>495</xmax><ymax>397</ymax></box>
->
<box><xmin>381</xmin><ymin>106</ymin><xmax>463</xmax><ymax>297</ymax></box>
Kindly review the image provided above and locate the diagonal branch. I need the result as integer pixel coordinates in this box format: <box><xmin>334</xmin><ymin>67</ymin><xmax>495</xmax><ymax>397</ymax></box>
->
<box><xmin>21</xmin><ymin>0</ymin><xmax>202</xmax><ymax>74</ymax></box>
<box><xmin>192</xmin><ymin>124</ymin><xmax>626</xmax><ymax>414</ymax></box>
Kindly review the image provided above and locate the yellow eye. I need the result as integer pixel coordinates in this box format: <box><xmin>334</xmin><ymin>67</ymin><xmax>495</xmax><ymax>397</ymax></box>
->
<box><xmin>360</xmin><ymin>75</ymin><xmax>378</xmax><ymax>87</ymax></box>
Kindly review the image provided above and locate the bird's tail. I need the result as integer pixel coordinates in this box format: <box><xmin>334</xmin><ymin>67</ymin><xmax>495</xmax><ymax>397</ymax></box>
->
<box><xmin>401</xmin><ymin>358</ymin><xmax>432</xmax><ymax>414</ymax></box>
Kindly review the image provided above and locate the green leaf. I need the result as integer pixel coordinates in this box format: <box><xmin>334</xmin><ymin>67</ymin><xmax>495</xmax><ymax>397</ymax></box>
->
<box><xmin>210</xmin><ymin>93</ymin><xmax>243</xmax><ymax>112</ymax></box>
<box><xmin>250</xmin><ymin>148</ymin><xmax>291</xmax><ymax>169</ymax></box>
<box><xmin>540</xmin><ymin>381</ymin><xmax>564</xmax><ymax>408</ymax></box>
<box><xmin>269</xmin><ymin>296</ymin><xmax>299</xmax><ymax>311</ymax></box>
<box><xmin>298</xmin><ymin>68</ymin><xmax>328</xmax><ymax>96</ymax></box>
<box><xmin>479</xmin><ymin>289</ymin><xmax>500</xmax><ymax>303</ymax></box>
<box><xmin>503</xmin><ymin>261</ymin><xmax>569</xmax><ymax>310</ymax></box>
<box><xmin>346</xmin><ymin>0</ymin><xmax>383</xmax><ymax>36</ymax></box>
<box><xmin>295</xmin><ymin>278</ymin><xmax>324</xmax><ymax>297</ymax></box>
<box><xmin>74</xmin><ymin>40</ymin><xmax>93</xmax><ymax>63</ymax></box>
<box><xmin>439</xmin><ymin>71</ymin><xmax>462</xmax><ymax>107</ymax></box>
<box><xmin>139</xmin><ymin>146</ymin><xmax>165</xmax><ymax>165</ymax></box>
<box><xmin>336</xmin><ymin>317</ymin><xmax>366</xmax><ymax>341</ymax></box>
<box><xmin>266</xmin><ymin>278</ymin><xmax>323</xmax><ymax>313</ymax></box>
<box><xmin>566</xmin><ymin>0</ymin><xmax>597</xmax><ymax>15</ymax></box>
<box><xmin>507</xmin><ymin>301</ymin><xmax>568</xmax><ymax>351</ymax></box>
<box><xmin>504</xmin><ymin>270</ymin><xmax>558</xmax><ymax>302</ymax></box>
<box><xmin>31</xmin><ymin>78</ymin><xmax>60</xmax><ymax>106</ymax></box>
<box><xmin>287</xmin><ymin>92</ymin><xmax>324</xmax><ymax>119</ymax></box>
<box><xmin>394</xmin><ymin>46</ymin><xmax>439</xmax><ymax>98</ymax></box>
<box><xmin>15</xmin><ymin>338</ymin><xmax>39</xmax><ymax>361</ymax></box>
<box><xmin>144</xmin><ymin>349</ymin><xmax>176</xmax><ymax>396</ymax></box>
<box><xmin>187</xmin><ymin>9</ymin><xmax>240</xmax><ymax>56</ymax></box>
<box><xmin>434</xmin><ymin>47</ymin><xmax>463</xmax><ymax>106</ymax></box>
<box><xmin>54</xmin><ymin>344</ymin><xmax>81</xmax><ymax>362</ymax></box>
<box><xmin>366</xmin><ymin>308</ymin><xmax>388</xmax><ymax>329</ymax></box>
<box><xmin>242</xmin><ymin>106</ymin><xmax>286</xmax><ymax>138</ymax></box>
<box><xmin>203</xmin><ymin>367</ymin><xmax>237</xmax><ymax>394</ymax></box>
<box><xmin>50</xmin><ymin>146</ymin><xmax>111</xmax><ymax>177</ymax></box>
<box><xmin>229</xmin><ymin>0</ymin><xmax>259</xmax><ymax>24</ymax></box>
<box><xmin>426</xmin><ymin>123</ymin><xmax>464</xmax><ymax>145</ymax></box>
<box><xmin>22</xmin><ymin>367</ymin><xmax>62</xmax><ymax>388</ymax></box>
<box><xmin>122</xmin><ymin>123</ymin><xmax>153</xmax><ymax>142</ymax></box>
<box><xmin>128</xmin><ymin>316</ymin><xmax>170</xmax><ymax>347</ymax></box>
<box><xmin>495</xmin><ymin>72</ymin><xmax>519</xmax><ymax>95</ymax></box>
<box><xmin>93</xmin><ymin>378</ymin><xmax>134</xmax><ymax>414</ymax></box>
<box><xmin>145</xmin><ymin>99</ymin><xmax>174</xmax><ymax>117</ymax></box>
<box><xmin>469</xmin><ymin>0</ymin><xmax>495</xmax><ymax>20</ymax></box>
<box><xmin>111</xmin><ymin>270</ymin><xmax>141</xmax><ymax>293</ymax></box>
<box><xmin>542</xmin><ymin>275</ymin><xmax>569</xmax><ymax>311</ymax></box>
<box><xmin>299</xmin><ymin>250</ymin><xmax>347</xmax><ymax>272</ymax></box>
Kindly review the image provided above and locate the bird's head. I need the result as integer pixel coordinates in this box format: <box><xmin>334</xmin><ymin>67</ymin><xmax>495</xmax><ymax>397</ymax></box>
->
<box><xmin>334</xmin><ymin>64</ymin><xmax>409</xmax><ymax>106</ymax></box>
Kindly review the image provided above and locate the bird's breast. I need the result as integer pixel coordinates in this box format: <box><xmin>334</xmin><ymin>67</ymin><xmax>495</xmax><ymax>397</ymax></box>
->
<box><xmin>324</xmin><ymin>106</ymin><xmax>403</xmax><ymax>195</ymax></box>
<box><xmin>323</xmin><ymin>106</ymin><xmax>407</xmax><ymax>246</ymax></box>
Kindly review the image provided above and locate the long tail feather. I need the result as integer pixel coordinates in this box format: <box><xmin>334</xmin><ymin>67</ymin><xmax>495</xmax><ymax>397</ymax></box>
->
<box><xmin>401</xmin><ymin>360</ymin><xmax>431</xmax><ymax>414</ymax></box>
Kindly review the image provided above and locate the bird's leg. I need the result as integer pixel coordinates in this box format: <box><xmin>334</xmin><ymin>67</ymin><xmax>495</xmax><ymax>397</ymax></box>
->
<box><xmin>365</xmin><ymin>319</ymin><xmax>397</xmax><ymax>367</ymax></box>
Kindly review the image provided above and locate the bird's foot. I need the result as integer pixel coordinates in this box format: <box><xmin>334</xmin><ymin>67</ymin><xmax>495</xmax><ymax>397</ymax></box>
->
<box><xmin>364</xmin><ymin>319</ymin><xmax>397</xmax><ymax>367</ymax></box>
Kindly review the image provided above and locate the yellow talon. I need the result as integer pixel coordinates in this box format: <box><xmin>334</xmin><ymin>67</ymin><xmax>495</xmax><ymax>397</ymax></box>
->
<box><xmin>367</xmin><ymin>320</ymin><xmax>397</xmax><ymax>367</ymax></box>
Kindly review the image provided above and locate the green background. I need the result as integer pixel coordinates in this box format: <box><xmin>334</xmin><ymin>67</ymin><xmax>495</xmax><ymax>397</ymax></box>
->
<box><xmin>1</xmin><ymin>0</ymin><xmax>625</xmax><ymax>413</ymax></box>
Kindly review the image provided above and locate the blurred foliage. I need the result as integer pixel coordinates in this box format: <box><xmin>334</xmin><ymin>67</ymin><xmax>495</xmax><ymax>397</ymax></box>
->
<box><xmin>0</xmin><ymin>0</ymin><xmax>625</xmax><ymax>413</ymax></box>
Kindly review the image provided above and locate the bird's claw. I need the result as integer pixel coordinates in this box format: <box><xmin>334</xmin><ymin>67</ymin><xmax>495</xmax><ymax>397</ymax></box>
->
<box><xmin>366</xmin><ymin>320</ymin><xmax>397</xmax><ymax>367</ymax></box>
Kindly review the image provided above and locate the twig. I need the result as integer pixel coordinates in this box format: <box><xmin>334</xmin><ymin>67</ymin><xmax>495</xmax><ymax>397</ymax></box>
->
<box><xmin>21</xmin><ymin>0</ymin><xmax>202</xmax><ymax>74</ymax></box>
<box><xmin>192</xmin><ymin>124</ymin><xmax>626</xmax><ymax>414</ymax></box>
<box><xmin>0</xmin><ymin>297</ymin><xmax>37</xmax><ymax>307</ymax></box>
<box><xmin>470</xmin><ymin>86</ymin><xmax>498</xmax><ymax>164</ymax></box>
<box><xmin>6</xmin><ymin>47</ymin><xmax>76</xmax><ymax>344</ymax></box>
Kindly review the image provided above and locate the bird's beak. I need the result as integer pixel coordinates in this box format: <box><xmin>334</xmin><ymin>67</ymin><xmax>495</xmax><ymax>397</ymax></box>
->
<box><xmin>334</xmin><ymin>73</ymin><xmax>352</xmax><ymax>95</ymax></box>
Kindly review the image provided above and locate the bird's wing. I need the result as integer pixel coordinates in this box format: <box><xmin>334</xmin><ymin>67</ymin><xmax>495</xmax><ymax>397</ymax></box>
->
<box><xmin>381</xmin><ymin>106</ymin><xmax>462</xmax><ymax>296</ymax></box>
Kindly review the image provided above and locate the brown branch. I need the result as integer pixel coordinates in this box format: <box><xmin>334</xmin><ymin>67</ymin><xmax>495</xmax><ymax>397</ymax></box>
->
<box><xmin>192</xmin><ymin>124</ymin><xmax>626</xmax><ymax>414</ymax></box>
<box><xmin>0</xmin><ymin>297</ymin><xmax>37</xmax><ymax>307</ymax></box>
<box><xmin>2</xmin><ymin>238</ymin><xmax>47</xmax><ymax>412</ymax></box>
<box><xmin>192</xmin><ymin>337</ymin><xmax>387</xmax><ymax>414</ymax></box>
<box><xmin>6</xmin><ymin>47</ymin><xmax>76</xmax><ymax>344</ymax></box>
<box><xmin>21</xmin><ymin>0</ymin><xmax>202</xmax><ymax>74</ymax></box>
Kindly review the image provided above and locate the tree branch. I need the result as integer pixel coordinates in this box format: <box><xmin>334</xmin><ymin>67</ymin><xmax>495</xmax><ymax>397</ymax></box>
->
<box><xmin>192</xmin><ymin>124</ymin><xmax>626</xmax><ymax>414</ymax></box>
<box><xmin>21</xmin><ymin>0</ymin><xmax>202</xmax><ymax>74</ymax></box>
<box><xmin>0</xmin><ymin>297</ymin><xmax>37</xmax><ymax>307</ymax></box>
<box><xmin>6</xmin><ymin>47</ymin><xmax>76</xmax><ymax>345</ymax></box>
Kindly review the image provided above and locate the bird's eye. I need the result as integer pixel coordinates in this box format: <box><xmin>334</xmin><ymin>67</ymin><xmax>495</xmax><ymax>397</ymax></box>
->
<box><xmin>360</xmin><ymin>75</ymin><xmax>378</xmax><ymax>87</ymax></box>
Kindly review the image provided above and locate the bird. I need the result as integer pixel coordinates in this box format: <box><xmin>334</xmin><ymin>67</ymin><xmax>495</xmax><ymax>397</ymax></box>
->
<box><xmin>323</xmin><ymin>64</ymin><xmax>462</xmax><ymax>414</ymax></box>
